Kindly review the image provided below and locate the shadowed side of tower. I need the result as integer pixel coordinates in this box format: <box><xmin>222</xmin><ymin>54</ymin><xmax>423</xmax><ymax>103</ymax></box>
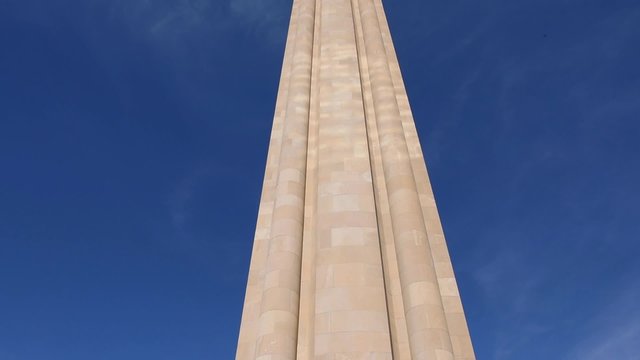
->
<box><xmin>236</xmin><ymin>0</ymin><xmax>475</xmax><ymax>359</ymax></box>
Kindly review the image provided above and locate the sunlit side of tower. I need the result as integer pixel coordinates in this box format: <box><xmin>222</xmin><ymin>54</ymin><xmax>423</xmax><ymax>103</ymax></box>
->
<box><xmin>236</xmin><ymin>0</ymin><xmax>475</xmax><ymax>358</ymax></box>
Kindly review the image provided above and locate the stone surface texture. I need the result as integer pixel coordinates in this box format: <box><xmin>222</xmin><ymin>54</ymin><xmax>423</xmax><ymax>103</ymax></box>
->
<box><xmin>236</xmin><ymin>0</ymin><xmax>475</xmax><ymax>358</ymax></box>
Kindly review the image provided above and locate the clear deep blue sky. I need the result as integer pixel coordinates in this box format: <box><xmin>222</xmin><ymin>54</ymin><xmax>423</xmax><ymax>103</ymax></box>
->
<box><xmin>1</xmin><ymin>0</ymin><xmax>639</xmax><ymax>359</ymax></box>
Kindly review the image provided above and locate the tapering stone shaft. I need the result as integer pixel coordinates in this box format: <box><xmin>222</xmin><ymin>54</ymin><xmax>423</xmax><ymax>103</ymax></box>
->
<box><xmin>237</xmin><ymin>1</ymin><xmax>475</xmax><ymax>359</ymax></box>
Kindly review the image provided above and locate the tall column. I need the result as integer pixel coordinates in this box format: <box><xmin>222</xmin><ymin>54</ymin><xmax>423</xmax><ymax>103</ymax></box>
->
<box><xmin>236</xmin><ymin>0</ymin><xmax>475</xmax><ymax>358</ymax></box>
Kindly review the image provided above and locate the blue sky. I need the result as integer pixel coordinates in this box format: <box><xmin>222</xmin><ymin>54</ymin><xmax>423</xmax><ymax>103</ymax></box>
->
<box><xmin>1</xmin><ymin>0</ymin><xmax>639</xmax><ymax>359</ymax></box>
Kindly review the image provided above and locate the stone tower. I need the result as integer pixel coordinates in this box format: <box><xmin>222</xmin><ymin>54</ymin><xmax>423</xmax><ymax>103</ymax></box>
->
<box><xmin>236</xmin><ymin>0</ymin><xmax>475</xmax><ymax>358</ymax></box>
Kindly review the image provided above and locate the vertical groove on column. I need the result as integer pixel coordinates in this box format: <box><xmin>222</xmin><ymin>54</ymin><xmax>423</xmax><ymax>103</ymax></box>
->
<box><xmin>349</xmin><ymin>0</ymin><xmax>396</xmax><ymax>356</ymax></box>
<box><xmin>373</xmin><ymin>1</ymin><xmax>476</xmax><ymax>358</ymax></box>
<box><xmin>236</xmin><ymin>1</ymin><xmax>300</xmax><ymax>358</ymax></box>
<box><xmin>296</xmin><ymin>0</ymin><xmax>322</xmax><ymax>357</ymax></box>
<box><xmin>350</xmin><ymin>0</ymin><xmax>412</xmax><ymax>357</ymax></box>
<box><xmin>356</xmin><ymin>0</ymin><xmax>455</xmax><ymax>358</ymax></box>
<box><xmin>254</xmin><ymin>0</ymin><xmax>317</xmax><ymax>358</ymax></box>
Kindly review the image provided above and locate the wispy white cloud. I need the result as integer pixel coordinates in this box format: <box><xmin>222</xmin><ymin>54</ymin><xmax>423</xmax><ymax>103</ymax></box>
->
<box><xmin>162</xmin><ymin>165</ymin><xmax>226</xmax><ymax>270</ymax></box>
<box><xmin>164</xmin><ymin>164</ymin><xmax>252</xmax><ymax>282</ymax></box>
<box><xmin>169</xmin><ymin>165</ymin><xmax>212</xmax><ymax>233</ymax></box>
<box><xmin>473</xmin><ymin>241</ymin><xmax>553</xmax><ymax>358</ymax></box>
<box><xmin>424</xmin><ymin>63</ymin><xmax>484</xmax><ymax>164</ymax></box>
<box><xmin>229</xmin><ymin>0</ymin><xmax>291</xmax><ymax>42</ymax></box>
<box><xmin>474</xmin><ymin>246</ymin><xmax>545</xmax><ymax>314</ymax></box>
<box><xmin>564</xmin><ymin>282</ymin><xmax>640</xmax><ymax>360</ymax></box>
<box><xmin>109</xmin><ymin>0</ymin><xmax>290</xmax><ymax>46</ymax></box>
<box><xmin>104</xmin><ymin>0</ymin><xmax>230</xmax><ymax>47</ymax></box>
<box><xmin>7</xmin><ymin>0</ymin><xmax>290</xmax><ymax>47</ymax></box>
<box><xmin>430</xmin><ymin>11</ymin><xmax>497</xmax><ymax>65</ymax></box>
<box><xmin>0</xmin><ymin>349</ymin><xmax>17</xmax><ymax>360</ymax></box>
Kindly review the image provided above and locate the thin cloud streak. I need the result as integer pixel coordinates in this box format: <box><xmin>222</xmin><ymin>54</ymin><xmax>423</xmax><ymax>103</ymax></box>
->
<box><xmin>169</xmin><ymin>165</ymin><xmax>212</xmax><ymax>233</ymax></box>
<box><xmin>565</xmin><ymin>282</ymin><xmax>640</xmax><ymax>360</ymax></box>
<box><xmin>229</xmin><ymin>0</ymin><xmax>291</xmax><ymax>43</ymax></box>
